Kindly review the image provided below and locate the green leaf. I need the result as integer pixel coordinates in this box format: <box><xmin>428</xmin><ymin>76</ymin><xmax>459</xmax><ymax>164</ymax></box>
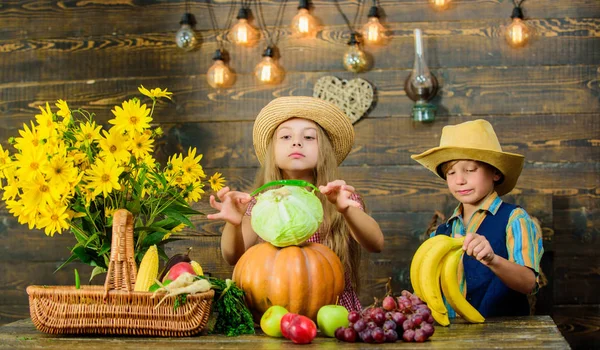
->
<box><xmin>54</xmin><ymin>253</ymin><xmax>79</xmax><ymax>273</ymax></box>
<box><xmin>162</xmin><ymin>210</ymin><xmax>195</xmax><ymax>229</ymax></box>
<box><xmin>142</xmin><ymin>231</ymin><xmax>169</xmax><ymax>246</ymax></box>
<box><xmin>72</xmin><ymin>246</ymin><xmax>93</xmax><ymax>264</ymax></box>
<box><xmin>98</xmin><ymin>241</ymin><xmax>111</xmax><ymax>256</ymax></box>
<box><xmin>89</xmin><ymin>266</ymin><xmax>107</xmax><ymax>282</ymax></box>
<box><xmin>165</xmin><ymin>202</ymin><xmax>202</xmax><ymax>216</ymax></box>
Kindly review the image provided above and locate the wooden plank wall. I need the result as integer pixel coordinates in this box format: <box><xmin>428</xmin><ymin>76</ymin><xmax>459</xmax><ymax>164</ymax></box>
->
<box><xmin>0</xmin><ymin>0</ymin><xmax>598</xmax><ymax>348</ymax></box>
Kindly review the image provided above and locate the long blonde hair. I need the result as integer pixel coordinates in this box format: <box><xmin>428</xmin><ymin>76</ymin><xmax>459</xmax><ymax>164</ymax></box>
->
<box><xmin>253</xmin><ymin>124</ymin><xmax>362</xmax><ymax>292</ymax></box>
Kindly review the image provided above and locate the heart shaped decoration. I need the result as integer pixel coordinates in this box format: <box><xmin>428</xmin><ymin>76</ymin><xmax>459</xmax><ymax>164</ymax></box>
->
<box><xmin>313</xmin><ymin>76</ymin><xmax>374</xmax><ymax>124</ymax></box>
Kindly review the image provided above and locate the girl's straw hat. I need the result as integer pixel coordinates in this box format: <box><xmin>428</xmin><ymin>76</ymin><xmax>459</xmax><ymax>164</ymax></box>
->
<box><xmin>253</xmin><ymin>96</ymin><xmax>355</xmax><ymax>165</ymax></box>
<box><xmin>411</xmin><ymin>119</ymin><xmax>524</xmax><ymax>196</ymax></box>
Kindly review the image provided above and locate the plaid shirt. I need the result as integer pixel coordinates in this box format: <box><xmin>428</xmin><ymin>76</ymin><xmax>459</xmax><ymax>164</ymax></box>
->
<box><xmin>245</xmin><ymin>193</ymin><xmax>364</xmax><ymax>312</ymax></box>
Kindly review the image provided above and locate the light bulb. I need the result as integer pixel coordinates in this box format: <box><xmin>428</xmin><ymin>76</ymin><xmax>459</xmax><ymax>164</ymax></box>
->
<box><xmin>362</xmin><ymin>17</ymin><xmax>387</xmax><ymax>45</ymax></box>
<box><xmin>430</xmin><ymin>0</ymin><xmax>451</xmax><ymax>10</ymax></box>
<box><xmin>343</xmin><ymin>33</ymin><xmax>369</xmax><ymax>73</ymax></box>
<box><xmin>291</xmin><ymin>2</ymin><xmax>319</xmax><ymax>38</ymax></box>
<box><xmin>361</xmin><ymin>4</ymin><xmax>387</xmax><ymax>45</ymax></box>
<box><xmin>230</xmin><ymin>8</ymin><xmax>260</xmax><ymax>47</ymax></box>
<box><xmin>207</xmin><ymin>50</ymin><xmax>235</xmax><ymax>89</ymax></box>
<box><xmin>175</xmin><ymin>13</ymin><xmax>197</xmax><ymax>51</ymax></box>
<box><xmin>255</xmin><ymin>47</ymin><xmax>284</xmax><ymax>84</ymax></box>
<box><xmin>506</xmin><ymin>6</ymin><xmax>531</xmax><ymax>48</ymax></box>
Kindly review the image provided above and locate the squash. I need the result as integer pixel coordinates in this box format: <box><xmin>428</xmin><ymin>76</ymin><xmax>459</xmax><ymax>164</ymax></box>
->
<box><xmin>232</xmin><ymin>242</ymin><xmax>345</xmax><ymax>322</ymax></box>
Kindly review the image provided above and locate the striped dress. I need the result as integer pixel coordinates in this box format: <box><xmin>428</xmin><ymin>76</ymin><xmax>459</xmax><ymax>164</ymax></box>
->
<box><xmin>245</xmin><ymin>193</ymin><xmax>364</xmax><ymax>312</ymax></box>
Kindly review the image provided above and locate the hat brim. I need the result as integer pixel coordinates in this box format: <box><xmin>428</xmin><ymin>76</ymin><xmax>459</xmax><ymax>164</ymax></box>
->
<box><xmin>411</xmin><ymin>146</ymin><xmax>524</xmax><ymax>196</ymax></box>
<box><xmin>253</xmin><ymin>97</ymin><xmax>355</xmax><ymax>166</ymax></box>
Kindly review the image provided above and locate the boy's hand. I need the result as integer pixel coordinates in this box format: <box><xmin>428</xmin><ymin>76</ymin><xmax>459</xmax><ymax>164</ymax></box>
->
<box><xmin>319</xmin><ymin>180</ymin><xmax>361</xmax><ymax>213</ymax></box>
<box><xmin>463</xmin><ymin>232</ymin><xmax>496</xmax><ymax>266</ymax></box>
<box><xmin>207</xmin><ymin>186</ymin><xmax>252</xmax><ymax>225</ymax></box>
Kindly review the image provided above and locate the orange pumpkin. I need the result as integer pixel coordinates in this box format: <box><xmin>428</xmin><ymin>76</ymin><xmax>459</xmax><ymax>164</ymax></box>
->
<box><xmin>232</xmin><ymin>242</ymin><xmax>345</xmax><ymax>322</ymax></box>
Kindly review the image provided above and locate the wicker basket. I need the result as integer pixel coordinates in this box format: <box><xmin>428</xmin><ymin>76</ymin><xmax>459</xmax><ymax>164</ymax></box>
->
<box><xmin>26</xmin><ymin>209</ymin><xmax>214</xmax><ymax>336</ymax></box>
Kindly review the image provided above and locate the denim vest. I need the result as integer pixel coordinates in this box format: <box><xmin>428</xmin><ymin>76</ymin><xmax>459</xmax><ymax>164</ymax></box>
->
<box><xmin>436</xmin><ymin>202</ymin><xmax>530</xmax><ymax>317</ymax></box>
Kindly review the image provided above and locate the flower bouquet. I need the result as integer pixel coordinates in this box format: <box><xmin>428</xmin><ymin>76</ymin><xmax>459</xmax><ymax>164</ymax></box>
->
<box><xmin>0</xmin><ymin>86</ymin><xmax>225</xmax><ymax>280</ymax></box>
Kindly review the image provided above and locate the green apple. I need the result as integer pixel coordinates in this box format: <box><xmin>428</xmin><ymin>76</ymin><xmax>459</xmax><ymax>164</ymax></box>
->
<box><xmin>260</xmin><ymin>305</ymin><xmax>289</xmax><ymax>337</ymax></box>
<box><xmin>317</xmin><ymin>304</ymin><xmax>349</xmax><ymax>337</ymax></box>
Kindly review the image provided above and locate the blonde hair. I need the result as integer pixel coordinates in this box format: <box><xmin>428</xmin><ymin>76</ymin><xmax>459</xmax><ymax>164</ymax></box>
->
<box><xmin>253</xmin><ymin>123</ymin><xmax>362</xmax><ymax>292</ymax></box>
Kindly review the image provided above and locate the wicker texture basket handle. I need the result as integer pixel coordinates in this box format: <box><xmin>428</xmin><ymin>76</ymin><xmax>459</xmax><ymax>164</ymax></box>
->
<box><xmin>103</xmin><ymin>209</ymin><xmax>138</xmax><ymax>297</ymax></box>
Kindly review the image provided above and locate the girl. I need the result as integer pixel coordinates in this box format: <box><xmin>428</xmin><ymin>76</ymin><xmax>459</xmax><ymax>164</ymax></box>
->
<box><xmin>207</xmin><ymin>96</ymin><xmax>384</xmax><ymax>311</ymax></box>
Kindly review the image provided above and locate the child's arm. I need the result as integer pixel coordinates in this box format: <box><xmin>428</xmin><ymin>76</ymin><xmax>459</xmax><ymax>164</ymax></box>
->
<box><xmin>207</xmin><ymin>187</ymin><xmax>258</xmax><ymax>265</ymax></box>
<box><xmin>319</xmin><ymin>180</ymin><xmax>384</xmax><ymax>253</ymax></box>
<box><xmin>463</xmin><ymin>233</ymin><xmax>537</xmax><ymax>294</ymax></box>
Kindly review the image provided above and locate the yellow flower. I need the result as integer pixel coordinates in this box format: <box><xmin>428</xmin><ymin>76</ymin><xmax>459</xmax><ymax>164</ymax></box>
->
<box><xmin>0</xmin><ymin>144</ymin><xmax>11</xmax><ymax>177</ymax></box>
<box><xmin>75</xmin><ymin>121</ymin><xmax>102</xmax><ymax>146</ymax></box>
<box><xmin>138</xmin><ymin>85</ymin><xmax>173</xmax><ymax>100</ymax></box>
<box><xmin>55</xmin><ymin>99</ymin><xmax>71</xmax><ymax>126</ymax></box>
<box><xmin>108</xmin><ymin>98</ymin><xmax>151</xmax><ymax>134</ymax></box>
<box><xmin>37</xmin><ymin>204</ymin><xmax>69</xmax><ymax>237</ymax></box>
<box><xmin>98</xmin><ymin>128</ymin><xmax>131</xmax><ymax>165</ymax></box>
<box><xmin>181</xmin><ymin>147</ymin><xmax>206</xmax><ymax>183</ymax></box>
<box><xmin>14</xmin><ymin>122</ymin><xmax>42</xmax><ymax>150</ymax></box>
<box><xmin>208</xmin><ymin>172</ymin><xmax>226</xmax><ymax>192</ymax></box>
<box><xmin>14</xmin><ymin>146</ymin><xmax>47</xmax><ymax>182</ymax></box>
<box><xmin>128</xmin><ymin>132</ymin><xmax>154</xmax><ymax>159</ymax></box>
<box><xmin>162</xmin><ymin>223</ymin><xmax>186</xmax><ymax>240</ymax></box>
<box><xmin>185</xmin><ymin>185</ymin><xmax>205</xmax><ymax>203</ymax></box>
<box><xmin>42</xmin><ymin>154</ymin><xmax>79</xmax><ymax>189</ymax></box>
<box><xmin>85</xmin><ymin>157</ymin><xmax>124</xmax><ymax>198</ymax></box>
<box><xmin>35</xmin><ymin>102</ymin><xmax>57</xmax><ymax>140</ymax></box>
<box><xmin>104</xmin><ymin>207</ymin><xmax>117</xmax><ymax>218</ymax></box>
<box><xmin>2</xmin><ymin>182</ymin><xmax>19</xmax><ymax>201</ymax></box>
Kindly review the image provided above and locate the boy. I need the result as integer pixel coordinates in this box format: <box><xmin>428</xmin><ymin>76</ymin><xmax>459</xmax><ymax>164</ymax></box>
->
<box><xmin>411</xmin><ymin>119</ymin><xmax>544</xmax><ymax>317</ymax></box>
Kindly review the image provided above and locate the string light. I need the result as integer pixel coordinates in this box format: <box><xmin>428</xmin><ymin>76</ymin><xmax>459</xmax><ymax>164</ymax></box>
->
<box><xmin>175</xmin><ymin>1</ymin><xmax>197</xmax><ymax>51</ymax></box>
<box><xmin>361</xmin><ymin>0</ymin><xmax>387</xmax><ymax>45</ymax></box>
<box><xmin>206</xmin><ymin>0</ymin><xmax>236</xmax><ymax>89</ymax></box>
<box><xmin>254</xmin><ymin>0</ymin><xmax>288</xmax><ymax>84</ymax></box>
<box><xmin>230</xmin><ymin>2</ymin><xmax>260</xmax><ymax>47</ymax></box>
<box><xmin>291</xmin><ymin>0</ymin><xmax>319</xmax><ymax>38</ymax></box>
<box><xmin>430</xmin><ymin>0</ymin><xmax>451</xmax><ymax>11</ymax></box>
<box><xmin>506</xmin><ymin>0</ymin><xmax>531</xmax><ymax>48</ymax></box>
<box><xmin>343</xmin><ymin>33</ymin><xmax>369</xmax><ymax>73</ymax></box>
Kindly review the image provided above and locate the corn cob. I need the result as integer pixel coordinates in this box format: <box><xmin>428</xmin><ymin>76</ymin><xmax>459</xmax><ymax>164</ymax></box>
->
<box><xmin>190</xmin><ymin>260</ymin><xmax>204</xmax><ymax>276</ymax></box>
<box><xmin>134</xmin><ymin>245</ymin><xmax>159</xmax><ymax>292</ymax></box>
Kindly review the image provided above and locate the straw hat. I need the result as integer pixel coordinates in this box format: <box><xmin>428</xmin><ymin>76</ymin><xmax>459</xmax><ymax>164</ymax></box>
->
<box><xmin>411</xmin><ymin>119</ymin><xmax>524</xmax><ymax>196</ymax></box>
<box><xmin>253</xmin><ymin>96</ymin><xmax>355</xmax><ymax>165</ymax></box>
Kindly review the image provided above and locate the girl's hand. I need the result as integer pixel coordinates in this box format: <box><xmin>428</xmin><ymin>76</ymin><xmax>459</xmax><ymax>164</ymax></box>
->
<box><xmin>206</xmin><ymin>187</ymin><xmax>252</xmax><ymax>226</ymax></box>
<box><xmin>463</xmin><ymin>232</ymin><xmax>496</xmax><ymax>266</ymax></box>
<box><xmin>319</xmin><ymin>180</ymin><xmax>362</xmax><ymax>213</ymax></box>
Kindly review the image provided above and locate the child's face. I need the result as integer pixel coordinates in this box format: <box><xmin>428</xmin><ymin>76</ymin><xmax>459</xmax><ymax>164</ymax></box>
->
<box><xmin>274</xmin><ymin>118</ymin><xmax>319</xmax><ymax>177</ymax></box>
<box><xmin>445</xmin><ymin>160</ymin><xmax>501</xmax><ymax>207</ymax></box>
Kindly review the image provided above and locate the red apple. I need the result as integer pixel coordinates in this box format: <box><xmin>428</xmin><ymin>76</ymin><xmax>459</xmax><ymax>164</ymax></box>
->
<box><xmin>284</xmin><ymin>314</ymin><xmax>317</xmax><ymax>344</ymax></box>
<box><xmin>164</xmin><ymin>262</ymin><xmax>196</xmax><ymax>281</ymax></box>
<box><xmin>280</xmin><ymin>312</ymin><xmax>297</xmax><ymax>339</ymax></box>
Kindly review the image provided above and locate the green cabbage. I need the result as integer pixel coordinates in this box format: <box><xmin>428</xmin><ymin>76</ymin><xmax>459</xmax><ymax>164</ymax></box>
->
<box><xmin>251</xmin><ymin>185</ymin><xmax>323</xmax><ymax>247</ymax></box>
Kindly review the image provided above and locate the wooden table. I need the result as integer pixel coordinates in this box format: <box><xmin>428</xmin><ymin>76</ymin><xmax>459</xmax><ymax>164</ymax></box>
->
<box><xmin>0</xmin><ymin>316</ymin><xmax>570</xmax><ymax>349</ymax></box>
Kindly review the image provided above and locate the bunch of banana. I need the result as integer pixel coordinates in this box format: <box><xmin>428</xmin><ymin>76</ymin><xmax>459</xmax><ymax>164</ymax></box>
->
<box><xmin>410</xmin><ymin>235</ymin><xmax>485</xmax><ymax>326</ymax></box>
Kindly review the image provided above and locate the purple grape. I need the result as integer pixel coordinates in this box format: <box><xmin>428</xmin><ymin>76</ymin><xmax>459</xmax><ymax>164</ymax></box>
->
<box><xmin>385</xmin><ymin>311</ymin><xmax>394</xmax><ymax>320</ymax></box>
<box><xmin>427</xmin><ymin>314</ymin><xmax>434</xmax><ymax>324</ymax></box>
<box><xmin>335</xmin><ymin>326</ymin><xmax>346</xmax><ymax>340</ymax></box>
<box><xmin>421</xmin><ymin>322</ymin><xmax>435</xmax><ymax>337</ymax></box>
<box><xmin>412</xmin><ymin>314</ymin><xmax>423</xmax><ymax>326</ymax></box>
<box><xmin>353</xmin><ymin>319</ymin><xmax>366</xmax><ymax>332</ymax></box>
<box><xmin>384</xmin><ymin>329</ymin><xmax>398</xmax><ymax>342</ymax></box>
<box><xmin>382</xmin><ymin>295</ymin><xmax>397</xmax><ymax>311</ymax></box>
<box><xmin>383</xmin><ymin>319</ymin><xmax>397</xmax><ymax>330</ymax></box>
<box><xmin>348</xmin><ymin>311</ymin><xmax>360</xmax><ymax>323</ymax></box>
<box><xmin>402</xmin><ymin>328</ymin><xmax>415</xmax><ymax>342</ymax></box>
<box><xmin>372</xmin><ymin>327</ymin><xmax>385</xmax><ymax>343</ymax></box>
<box><xmin>414</xmin><ymin>328</ymin><xmax>427</xmax><ymax>342</ymax></box>
<box><xmin>392</xmin><ymin>311</ymin><xmax>407</xmax><ymax>326</ymax></box>
<box><xmin>367</xmin><ymin>321</ymin><xmax>377</xmax><ymax>329</ymax></box>
<box><xmin>402</xmin><ymin>319</ymin><xmax>415</xmax><ymax>331</ymax></box>
<box><xmin>373</xmin><ymin>309</ymin><xmax>386</xmax><ymax>326</ymax></box>
<box><xmin>360</xmin><ymin>329</ymin><xmax>374</xmax><ymax>343</ymax></box>
<box><xmin>344</xmin><ymin>328</ymin><xmax>358</xmax><ymax>343</ymax></box>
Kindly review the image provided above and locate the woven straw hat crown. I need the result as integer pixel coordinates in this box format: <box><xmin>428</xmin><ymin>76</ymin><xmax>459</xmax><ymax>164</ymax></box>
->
<box><xmin>253</xmin><ymin>96</ymin><xmax>355</xmax><ymax>165</ymax></box>
<box><xmin>411</xmin><ymin>119</ymin><xmax>525</xmax><ymax>196</ymax></box>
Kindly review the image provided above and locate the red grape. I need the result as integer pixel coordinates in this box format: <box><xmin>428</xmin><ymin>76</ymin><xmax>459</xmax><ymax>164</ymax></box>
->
<box><xmin>402</xmin><ymin>329</ymin><xmax>415</xmax><ymax>342</ymax></box>
<box><xmin>373</xmin><ymin>309</ymin><xmax>386</xmax><ymax>326</ymax></box>
<box><xmin>335</xmin><ymin>327</ymin><xmax>346</xmax><ymax>340</ymax></box>
<box><xmin>372</xmin><ymin>327</ymin><xmax>385</xmax><ymax>343</ymax></box>
<box><xmin>411</xmin><ymin>295</ymin><xmax>423</xmax><ymax>305</ymax></box>
<box><xmin>382</xmin><ymin>295</ymin><xmax>397</xmax><ymax>311</ymax></box>
<box><xmin>421</xmin><ymin>322</ymin><xmax>435</xmax><ymax>337</ymax></box>
<box><xmin>412</xmin><ymin>314</ymin><xmax>423</xmax><ymax>326</ymax></box>
<box><xmin>414</xmin><ymin>328</ymin><xmax>427</xmax><ymax>342</ymax></box>
<box><xmin>353</xmin><ymin>319</ymin><xmax>366</xmax><ymax>333</ymax></box>
<box><xmin>402</xmin><ymin>319</ymin><xmax>414</xmax><ymax>331</ymax></box>
<box><xmin>344</xmin><ymin>328</ymin><xmax>357</xmax><ymax>343</ymax></box>
<box><xmin>367</xmin><ymin>321</ymin><xmax>377</xmax><ymax>330</ymax></box>
<box><xmin>401</xmin><ymin>290</ymin><xmax>412</xmax><ymax>297</ymax></box>
<box><xmin>360</xmin><ymin>329</ymin><xmax>374</xmax><ymax>343</ymax></box>
<box><xmin>384</xmin><ymin>329</ymin><xmax>398</xmax><ymax>342</ymax></box>
<box><xmin>392</xmin><ymin>311</ymin><xmax>407</xmax><ymax>326</ymax></box>
<box><xmin>385</xmin><ymin>311</ymin><xmax>394</xmax><ymax>320</ymax></box>
<box><xmin>383</xmin><ymin>319</ymin><xmax>397</xmax><ymax>330</ymax></box>
<box><xmin>348</xmin><ymin>311</ymin><xmax>360</xmax><ymax>323</ymax></box>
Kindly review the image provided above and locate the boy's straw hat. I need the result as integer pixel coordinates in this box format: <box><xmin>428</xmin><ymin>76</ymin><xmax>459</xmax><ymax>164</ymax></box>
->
<box><xmin>411</xmin><ymin>119</ymin><xmax>524</xmax><ymax>196</ymax></box>
<box><xmin>253</xmin><ymin>96</ymin><xmax>355</xmax><ymax>165</ymax></box>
